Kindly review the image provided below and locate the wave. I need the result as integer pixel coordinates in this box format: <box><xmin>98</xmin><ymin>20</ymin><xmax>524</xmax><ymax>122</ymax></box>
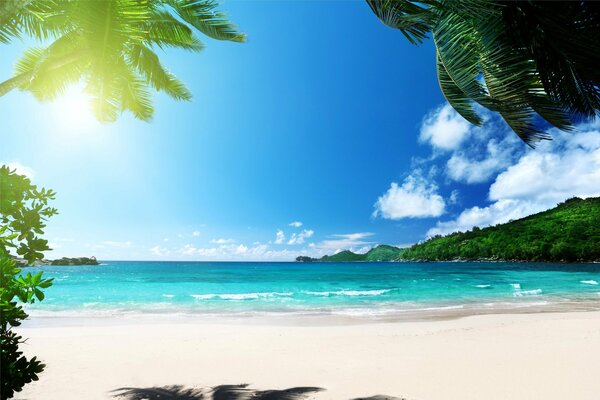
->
<box><xmin>510</xmin><ymin>283</ymin><xmax>521</xmax><ymax>290</ymax></box>
<box><xmin>303</xmin><ymin>289</ymin><xmax>392</xmax><ymax>297</ymax></box>
<box><xmin>474</xmin><ymin>284</ymin><xmax>491</xmax><ymax>288</ymax></box>
<box><xmin>580</xmin><ymin>280</ymin><xmax>598</xmax><ymax>285</ymax></box>
<box><xmin>190</xmin><ymin>292</ymin><xmax>293</xmax><ymax>301</ymax></box>
<box><xmin>162</xmin><ymin>294</ymin><xmax>175</xmax><ymax>298</ymax></box>
<box><xmin>513</xmin><ymin>289</ymin><xmax>543</xmax><ymax>297</ymax></box>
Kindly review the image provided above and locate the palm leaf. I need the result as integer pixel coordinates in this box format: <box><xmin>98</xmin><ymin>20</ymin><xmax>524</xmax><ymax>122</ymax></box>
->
<box><xmin>163</xmin><ymin>0</ymin><xmax>245</xmax><ymax>43</ymax></box>
<box><xmin>128</xmin><ymin>44</ymin><xmax>192</xmax><ymax>100</ymax></box>
<box><xmin>436</xmin><ymin>50</ymin><xmax>481</xmax><ymax>126</ymax></box>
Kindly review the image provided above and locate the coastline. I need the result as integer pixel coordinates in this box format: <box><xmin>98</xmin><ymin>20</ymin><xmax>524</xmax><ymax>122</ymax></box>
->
<box><xmin>15</xmin><ymin>310</ymin><xmax>600</xmax><ymax>400</ymax></box>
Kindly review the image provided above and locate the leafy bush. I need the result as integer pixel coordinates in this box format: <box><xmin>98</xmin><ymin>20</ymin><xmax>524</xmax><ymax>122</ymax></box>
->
<box><xmin>0</xmin><ymin>165</ymin><xmax>56</xmax><ymax>399</ymax></box>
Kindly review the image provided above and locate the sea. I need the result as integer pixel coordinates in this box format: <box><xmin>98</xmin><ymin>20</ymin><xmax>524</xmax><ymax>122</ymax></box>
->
<box><xmin>23</xmin><ymin>261</ymin><xmax>600</xmax><ymax>323</ymax></box>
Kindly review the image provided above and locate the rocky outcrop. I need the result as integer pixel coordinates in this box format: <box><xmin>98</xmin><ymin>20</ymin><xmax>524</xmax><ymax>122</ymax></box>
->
<box><xmin>50</xmin><ymin>256</ymin><xmax>99</xmax><ymax>266</ymax></box>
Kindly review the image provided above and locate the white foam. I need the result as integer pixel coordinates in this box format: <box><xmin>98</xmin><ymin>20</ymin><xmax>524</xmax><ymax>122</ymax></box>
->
<box><xmin>510</xmin><ymin>283</ymin><xmax>521</xmax><ymax>290</ymax></box>
<box><xmin>580</xmin><ymin>280</ymin><xmax>598</xmax><ymax>285</ymax></box>
<box><xmin>474</xmin><ymin>284</ymin><xmax>491</xmax><ymax>288</ymax></box>
<box><xmin>191</xmin><ymin>292</ymin><xmax>293</xmax><ymax>301</ymax></box>
<box><xmin>190</xmin><ymin>294</ymin><xmax>216</xmax><ymax>300</ymax></box>
<box><xmin>162</xmin><ymin>294</ymin><xmax>175</xmax><ymax>298</ymax></box>
<box><xmin>513</xmin><ymin>289</ymin><xmax>543</xmax><ymax>297</ymax></box>
<box><xmin>304</xmin><ymin>289</ymin><xmax>392</xmax><ymax>297</ymax></box>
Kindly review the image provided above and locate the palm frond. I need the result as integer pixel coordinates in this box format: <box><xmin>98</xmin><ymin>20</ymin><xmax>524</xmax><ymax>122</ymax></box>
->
<box><xmin>0</xmin><ymin>0</ymin><xmax>244</xmax><ymax>122</ymax></box>
<box><xmin>143</xmin><ymin>10</ymin><xmax>204</xmax><ymax>51</ymax></box>
<box><xmin>163</xmin><ymin>0</ymin><xmax>245</xmax><ymax>43</ymax></box>
<box><xmin>366</xmin><ymin>0</ymin><xmax>436</xmax><ymax>45</ymax></box>
<box><xmin>120</xmin><ymin>69</ymin><xmax>154</xmax><ymax>121</ymax></box>
<box><xmin>436</xmin><ymin>50</ymin><xmax>482</xmax><ymax>126</ymax></box>
<box><xmin>128</xmin><ymin>44</ymin><xmax>192</xmax><ymax>100</ymax></box>
<box><xmin>368</xmin><ymin>0</ymin><xmax>600</xmax><ymax>145</ymax></box>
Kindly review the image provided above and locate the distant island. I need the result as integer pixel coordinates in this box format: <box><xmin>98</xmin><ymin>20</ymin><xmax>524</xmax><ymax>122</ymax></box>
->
<box><xmin>297</xmin><ymin>197</ymin><xmax>600</xmax><ymax>263</ymax></box>
<box><xmin>14</xmin><ymin>256</ymin><xmax>99</xmax><ymax>267</ymax></box>
<box><xmin>50</xmin><ymin>257</ymin><xmax>99</xmax><ymax>266</ymax></box>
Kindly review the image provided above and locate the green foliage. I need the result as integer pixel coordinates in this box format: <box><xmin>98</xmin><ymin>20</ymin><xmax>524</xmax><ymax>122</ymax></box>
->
<box><xmin>367</xmin><ymin>1</ymin><xmax>600</xmax><ymax>146</ymax></box>
<box><xmin>297</xmin><ymin>245</ymin><xmax>405</xmax><ymax>262</ymax></box>
<box><xmin>0</xmin><ymin>165</ymin><xmax>55</xmax><ymax>399</ymax></box>
<box><xmin>364</xmin><ymin>244</ymin><xmax>403</xmax><ymax>261</ymax></box>
<box><xmin>322</xmin><ymin>250</ymin><xmax>367</xmax><ymax>262</ymax></box>
<box><xmin>0</xmin><ymin>0</ymin><xmax>245</xmax><ymax>122</ymax></box>
<box><xmin>402</xmin><ymin>197</ymin><xmax>600</xmax><ymax>262</ymax></box>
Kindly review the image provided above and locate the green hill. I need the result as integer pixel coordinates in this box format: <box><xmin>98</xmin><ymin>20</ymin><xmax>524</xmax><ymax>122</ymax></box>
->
<box><xmin>296</xmin><ymin>245</ymin><xmax>404</xmax><ymax>262</ymax></box>
<box><xmin>402</xmin><ymin>197</ymin><xmax>600</xmax><ymax>262</ymax></box>
<box><xmin>322</xmin><ymin>250</ymin><xmax>367</xmax><ymax>262</ymax></box>
<box><xmin>296</xmin><ymin>197</ymin><xmax>600</xmax><ymax>263</ymax></box>
<box><xmin>364</xmin><ymin>245</ymin><xmax>405</xmax><ymax>261</ymax></box>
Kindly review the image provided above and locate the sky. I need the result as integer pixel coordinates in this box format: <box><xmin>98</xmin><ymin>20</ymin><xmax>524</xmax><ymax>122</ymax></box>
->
<box><xmin>1</xmin><ymin>1</ymin><xmax>600</xmax><ymax>261</ymax></box>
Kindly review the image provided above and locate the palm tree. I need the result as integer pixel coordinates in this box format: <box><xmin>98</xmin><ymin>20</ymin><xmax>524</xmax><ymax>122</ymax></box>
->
<box><xmin>367</xmin><ymin>0</ymin><xmax>600</xmax><ymax>146</ymax></box>
<box><xmin>0</xmin><ymin>0</ymin><xmax>245</xmax><ymax>122</ymax></box>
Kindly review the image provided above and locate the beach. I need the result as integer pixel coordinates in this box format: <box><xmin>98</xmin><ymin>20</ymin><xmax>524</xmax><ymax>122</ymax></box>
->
<box><xmin>15</xmin><ymin>310</ymin><xmax>600</xmax><ymax>400</ymax></box>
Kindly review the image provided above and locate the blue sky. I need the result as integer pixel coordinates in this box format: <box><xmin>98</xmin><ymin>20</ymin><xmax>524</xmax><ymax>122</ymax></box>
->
<box><xmin>2</xmin><ymin>1</ymin><xmax>600</xmax><ymax>261</ymax></box>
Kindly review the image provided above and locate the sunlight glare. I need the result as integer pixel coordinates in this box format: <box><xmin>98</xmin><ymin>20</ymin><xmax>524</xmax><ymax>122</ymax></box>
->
<box><xmin>49</xmin><ymin>87</ymin><xmax>99</xmax><ymax>134</ymax></box>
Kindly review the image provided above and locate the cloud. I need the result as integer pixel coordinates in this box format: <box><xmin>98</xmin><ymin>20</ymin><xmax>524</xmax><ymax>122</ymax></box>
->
<box><xmin>428</xmin><ymin>125</ymin><xmax>600</xmax><ymax>236</ymax></box>
<box><xmin>316</xmin><ymin>232</ymin><xmax>375</xmax><ymax>254</ymax></box>
<box><xmin>209</xmin><ymin>238</ymin><xmax>236</xmax><ymax>244</ymax></box>
<box><xmin>176</xmin><ymin>242</ymin><xmax>304</xmax><ymax>261</ymax></box>
<box><xmin>446</xmin><ymin>135</ymin><xmax>520</xmax><ymax>183</ymax></box>
<box><xmin>373</xmin><ymin>175</ymin><xmax>445</xmax><ymax>219</ymax></box>
<box><xmin>419</xmin><ymin>104</ymin><xmax>471</xmax><ymax>151</ymax></box>
<box><xmin>449</xmin><ymin>190</ymin><xmax>459</xmax><ymax>205</ymax></box>
<box><xmin>427</xmin><ymin>199</ymin><xmax>542</xmax><ymax>236</ymax></box>
<box><xmin>150</xmin><ymin>246</ymin><xmax>170</xmax><ymax>257</ymax></box>
<box><xmin>4</xmin><ymin>161</ymin><xmax>35</xmax><ymax>179</ymax></box>
<box><xmin>287</xmin><ymin>229</ymin><xmax>314</xmax><ymax>245</ymax></box>
<box><xmin>274</xmin><ymin>229</ymin><xmax>285</xmax><ymax>244</ymax></box>
<box><xmin>192</xmin><ymin>230</ymin><xmax>200</xmax><ymax>237</ymax></box>
<box><xmin>416</xmin><ymin>102</ymin><xmax>524</xmax><ymax>185</ymax></box>
<box><xmin>288</xmin><ymin>221</ymin><xmax>303</xmax><ymax>228</ymax></box>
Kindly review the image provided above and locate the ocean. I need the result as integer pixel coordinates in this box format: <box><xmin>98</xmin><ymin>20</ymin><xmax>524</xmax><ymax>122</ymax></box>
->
<box><xmin>24</xmin><ymin>261</ymin><xmax>600</xmax><ymax>321</ymax></box>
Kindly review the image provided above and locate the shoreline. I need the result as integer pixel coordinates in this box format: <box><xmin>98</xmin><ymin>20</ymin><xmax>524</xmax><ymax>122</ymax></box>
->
<box><xmin>15</xmin><ymin>310</ymin><xmax>600</xmax><ymax>400</ymax></box>
<box><xmin>23</xmin><ymin>296</ymin><xmax>600</xmax><ymax>327</ymax></box>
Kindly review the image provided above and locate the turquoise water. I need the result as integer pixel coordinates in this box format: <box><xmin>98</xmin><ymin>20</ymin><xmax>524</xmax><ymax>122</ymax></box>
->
<box><xmin>25</xmin><ymin>261</ymin><xmax>600</xmax><ymax>319</ymax></box>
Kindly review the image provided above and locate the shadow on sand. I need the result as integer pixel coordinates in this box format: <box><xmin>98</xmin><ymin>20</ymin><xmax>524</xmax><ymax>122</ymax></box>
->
<box><xmin>112</xmin><ymin>384</ymin><xmax>404</xmax><ymax>400</ymax></box>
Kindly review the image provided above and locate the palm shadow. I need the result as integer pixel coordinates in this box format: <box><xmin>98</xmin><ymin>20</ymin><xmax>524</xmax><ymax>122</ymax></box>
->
<box><xmin>112</xmin><ymin>384</ymin><xmax>324</xmax><ymax>400</ymax></box>
<box><xmin>112</xmin><ymin>384</ymin><xmax>406</xmax><ymax>400</ymax></box>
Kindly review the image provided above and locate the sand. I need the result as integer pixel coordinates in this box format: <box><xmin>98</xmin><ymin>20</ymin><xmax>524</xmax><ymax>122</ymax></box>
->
<box><xmin>13</xmin><ymin>311</ymin><xmax>600</xmax><ymax>400</ymax></box>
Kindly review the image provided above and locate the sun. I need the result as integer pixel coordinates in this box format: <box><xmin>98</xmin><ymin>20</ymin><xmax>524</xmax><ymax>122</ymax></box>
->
<box><xmin>49</xmin><ymin>87</ymin><xmax>98</xmax><ymax>133</ymax></box>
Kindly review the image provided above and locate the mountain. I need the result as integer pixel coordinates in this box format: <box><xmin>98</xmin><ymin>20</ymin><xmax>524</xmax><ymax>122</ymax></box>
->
<box><xmin>296</xmin><ymin>197</ymin><xmax>600</xmax><ymax>263</ymax></box>
<box><xmin>296</xmin><ymin>245</ymin><xmax>404</xmax><ymax>262</ymax></box>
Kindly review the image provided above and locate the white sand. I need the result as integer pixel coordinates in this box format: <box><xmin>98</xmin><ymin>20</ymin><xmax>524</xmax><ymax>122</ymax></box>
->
<box><xmin>14</xmin><ymin>311</ymin><xmax>600</xmax><ymax>400</ymax></box>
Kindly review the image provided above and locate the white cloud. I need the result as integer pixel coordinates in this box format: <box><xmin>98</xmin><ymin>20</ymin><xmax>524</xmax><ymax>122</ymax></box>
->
<box><xmin>489</xmin><ymin>139</ymin><xmax>600</xmax><ymax>203</ymax></box>
<box><xmin>176</xmin><ymin>242</ymin><xmax>305</xmax><ymax>261</ymax></box>
<box><xmin>373</xmin><ymin>175</ymin><xmax>445</xmax><ymax>219</ymax></box>
<box><xmin>209</xmin><ymin>238</ymin><xmax>236</xmax><ymax>244</ymax></box>
<box><xmin>287</xmin><ymin>229</ymin><xmax>314</xmax><ymax>245</ymax></box>
<box><xmin>449</xmin><ymin>190</ymin><xmax>459</xmax><ymax>205</ymax></box>
<box><xmin>150</xmin><ymin>246</ymin><xmax>170</xmax><ymax>257</ymax></box>
<box><xmin>428</xmin><ymin>126</ymin><xmax>600</xmax><ymax>236</ymax></box>
<box><xmin>316</xmin><ymin>232</ymin><xmax>375</xmax><ymax>254</ymax></box>
<box><xmin>288</xmin><ymin>221</ymin><xmax>303</xmax><ymax>228</ymax></box>
<box><xmin>192</xmin><ymin>230</ymin><xmax>200</xmax><ymax>237</ymax></box>
<box><xmin>4</xmin><ymin>161</ymin><xmax>35</xmax><ymax>179</ymax></box>
<box><xmin>419</xmin><ymin>104</ymin><xmax>471</xmax><ymax>151</ymax></box>
<box><xmin>274</xmin><ymin>229</ymin><xmax>285</xmax><ymax>244</ymax></box>
<box><xmin>446</xmin><ymin>136</ymin><xmax>520</xmax><ymax>183</ymax></box>
<box><xmin>427</xmin><ymin>199</ymin><xmax>543</xmax><ymax>236</ymax></box>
